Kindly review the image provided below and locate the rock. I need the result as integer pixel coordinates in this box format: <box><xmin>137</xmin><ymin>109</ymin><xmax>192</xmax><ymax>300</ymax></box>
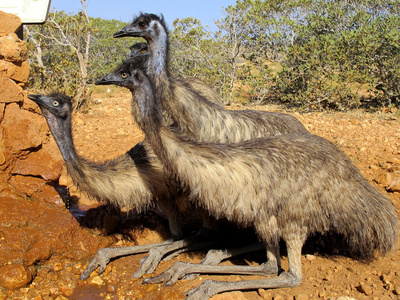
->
<box><xmin>12</xmin><ymin>141</ymin><xmax>63</xmax><ymax>181</ymax></box>
<box><xmin>394</xmin><ymin>286</ymin><xmax>400</xmax><ymax>295</ymax></box>
<box><xmin>90</xmin><ymin>276</ymin><xmax>105</xmax><ymax>287</ymax></box>
<box><xmin>272</xmin><ymin>294</ymin><xmax>285</xmax><ymax>300</ymax></box>
<box><xmin>258</xmin><ymin>289</ymin><xmax>270</xmax><ymax>299</ymax></box>
<box><xmin>0</xmin><ymin>11</ymin><xmax>22</xmax><ymax>36</ymax></box>
<box><xmin>0</xmin><ymin>264</ymin><xmax>32</xmax><ymax>289</ymax></box>
<box><xmin>0</xmin><ymin>76</ymin><xmax>24</xmax><ymax>103</ymax></box>
<box><xmin>357</xmin><ymin>283</ymin><xmax>373</xmax><ymax>296</ymax></box>
<box><xmin>374</xmin><ymin>172</ymin><xmax>392</xmax><ymax>186</ymax></box>
<box><xmin>1</xmin><ymin>103</ymin><xmax>42</xmax><ymax>155</ymax></box>
<box><xmin>387</xmin><ymin>178</ymin><xmax>400</xmax><ymax>193</ymax></box>
<box><xmin>0</xmin><ymin>34</ymin><xmax>27</xmax><ymax>62</ymax></box>
<box><xmin>0</xmin><ymin>59</ymin><xmax>30</xmax><ymax>83</ymax></box>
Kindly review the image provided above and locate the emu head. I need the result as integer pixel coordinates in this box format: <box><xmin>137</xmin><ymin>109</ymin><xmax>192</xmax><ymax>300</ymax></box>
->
<box><xmin>95</xmin><ymin>59</ymin><xmax>143</xmax><ymax>90</ymax></box>
<box><xmin>28</xmin><ymin>93</ymin><xmax>72</xmax><ymax>120</ymax></box>
<box><xmin>128</xmin><ymin>42</ymin><xmax>149</xmax><ymax>60</ymax></box>
<box><xmin>113</xmin><ymin>13</ymin><xmax>167</xmax><ymax>40</ymax></box>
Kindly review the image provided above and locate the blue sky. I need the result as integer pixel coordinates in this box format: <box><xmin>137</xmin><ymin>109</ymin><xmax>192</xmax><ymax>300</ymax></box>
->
<box><xmin>49</xmin><ymin>0</ymin><xmax>237</xmax><ymax>30</ymax></box>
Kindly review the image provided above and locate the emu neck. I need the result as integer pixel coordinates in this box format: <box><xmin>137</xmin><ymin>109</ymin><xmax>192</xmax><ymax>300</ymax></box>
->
<box><xmin>147</xmin><ymin>24</ymin><xmax>170</xmax><ymax>86</ymax></box>
<box><xmin>41</xmin><ymin>109</ymin><xmax>78</xmax><ymax>164</ymax></box>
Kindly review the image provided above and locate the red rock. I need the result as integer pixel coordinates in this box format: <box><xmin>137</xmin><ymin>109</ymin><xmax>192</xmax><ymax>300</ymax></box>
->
<box><xmin>0</xmin><ymin>264</ymin><xmax>32</xmax><ymax>289</ymax></box>
<box><xmin>0</xmin><ymin>60</ymin><xmax>30</xmax><ymax>83</ymax></box>
<box><xmin>0</xmin><ymin>76</ymin><xmax>23</xmax><ymax>103</ymax></box>
<box><xmin>0</xmin><ymin>11</ymin><xmax>22</xmax><ymax>36</ymax></box>
<box><xmin>1</xmin><ymin>103</ymin><xmax>42</xmax><ymax>155</ymax></box>
<box><xmin>0</xmin><ymin>34</ymin><xmax>27</xmax><ymax>63</ymax></box>
<box><xmin>12</xmin><ymin>141</ymin><xmax>63</xmax><ymax>181</ymax></box>
<box><xmin>387</xmin><ymin>178</ymin><xmax>400</xmax><ymax>193</ymax></box>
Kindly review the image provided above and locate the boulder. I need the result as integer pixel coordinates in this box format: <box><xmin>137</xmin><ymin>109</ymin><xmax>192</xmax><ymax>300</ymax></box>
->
<box><xmin>0</xmin><ymin>264</ymin><xmax>32</xmax><ymax>289</ymax></box>
<box><xmin>0</xmin><ymin>76</ymin><xmax>24</xmax><ymax>103</ymax></box>
<box><xmin>0</xmin><ymin>34</ymin><xmax>27</xmax><ymax>63</ymax></box>
<box><xmin>0</xmin><ymin>60</ymin><xmax>30</xmax><ymax>83</ymax></box>
<box><xmin>0</xmin><ymin>11</ymin><xmax>22</xmax><ymax>37</ymax></box>
<box><xmin>1</xmin><ymin>103</ymin><xmax>42</xmax><ymax>155</ymax></box>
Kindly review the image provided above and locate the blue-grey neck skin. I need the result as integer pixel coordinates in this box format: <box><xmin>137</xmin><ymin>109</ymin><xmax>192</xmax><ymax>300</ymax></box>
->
<box><xmin>40</xmin><ymin>107</ymin><xmax>77</xmax><ymax>164</ymax></box>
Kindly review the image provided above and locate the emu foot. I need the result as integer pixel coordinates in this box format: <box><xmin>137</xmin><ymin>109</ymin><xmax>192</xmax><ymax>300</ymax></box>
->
<box><xmin>185</xmin><ymin>271</ymin><xmax>301</xmax><ymax>300</ymax></box>
<box><xmin>80</xmin><ymin>242</ymin><xmax>169</xmax><ymax>280</ymax></box>
<box><xmin>143</xmin><ymin>260</ymin><xmax>278</xmax><ymax>286</ymax></box>
<box><xmin>132</xmin><ymin>246</ymin><xmax>167</xmax><ymax>278</ymax></box>
<box><xmin>80</xmin><ymin>248</ymin><xmax>110</xmax><ymax>280</ymax></box>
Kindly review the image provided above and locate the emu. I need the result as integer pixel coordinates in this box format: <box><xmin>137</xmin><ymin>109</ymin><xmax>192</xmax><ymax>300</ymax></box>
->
<box><xmin>27</xmin><ymin>93</ymin><xmax>195</xmax><ymax>280</ymax></box>
<box><xmin>128</xmin><ymin>42</ymin><xmax>225</xmax><ymax>107</ymax></box>
<box><xmin>110</xmin><ymin>61</ymin><xmax>398</xmax><ymax>299</ymax></box>
<box><xmin>114</xmin><ymin>13</ymin><xmax>309</xmax><ymax>143</ymax></box>
<box><xmin>109</xmin><ymin>14</ymin><xmax>310</xmax><ymax>277</ymax></box>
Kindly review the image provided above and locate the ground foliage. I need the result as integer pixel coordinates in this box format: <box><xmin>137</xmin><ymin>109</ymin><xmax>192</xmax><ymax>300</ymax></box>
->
<box><xmin>25</xmin><ymin>0</ymin><xmax>400</xmax><ymax>111</ymax></box>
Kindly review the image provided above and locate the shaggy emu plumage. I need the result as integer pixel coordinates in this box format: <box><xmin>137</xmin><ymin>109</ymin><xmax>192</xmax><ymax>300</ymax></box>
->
<box><xmin>128</xmin><ymin>42</ymin><xmax>225</xmax><ymax>107</ymax></box>
<box><xmin>27</xmin><ymin>93</ymin><xmax>192</xmax><ymax>280</ymax></box>
<box><xmin>106</xmin><ymin>14</ymin><xmax>310</xmax><ymax>277</ymax></box>
<box><xmin>114</xmin><ymin>13</ymin><xmax>309</xmax><ymax>143</ymax></box>
<box><xmin>111</xmin><ymin>62</ymin><xmax>398</xmax><ymax>299</ymax></box>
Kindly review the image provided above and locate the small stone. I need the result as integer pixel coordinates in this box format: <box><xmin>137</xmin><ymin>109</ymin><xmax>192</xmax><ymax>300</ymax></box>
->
<box><xmin>387</xmin><ymin>178</ymin><xmax>400</xmax><ymax>193</ymax></box>
<box><xmin>53</xmin><ymin>262</ymin><xmax>63</xmax><ymax>272</ymax></box>
<box><xmin>306</xmin><ymin>254</ymin><xmax>316</xmax><ymax>261</ymax></box>
<box><xmin>59</xmin><ymin>284</ymin><xmax>74</xmax><ymax>297</ymax></box>
<box><xmin>294</xmin><ymin>293</ymin><xmax>309</xmax><ymax>300</ymax></box>
<box><xmin>272</xmin><ymin>294</ymin><xmax>285</xmax><ymax>300</ymax></box>
<box><xmin>106</xmin><ymin>284</ymin><xmax>116</xmax><ymax>293</ymax></box>
<box><xmin>0</xmin><ymin>264</ymin><xmax>32</xmax><ymax>289</ymax></box>
<box><xmin>394</xmin><ymin>286</ymin><xmax>400</xmax><ymax>295</ymax></box>
<box><xmin>357</xmin><ymin>283</ymin><xmax>373</xmax><ymax>295</ymax></box>
<box><xmin>90</xmin><ymin>276</ymin><xmax>105</xmax><ymax>286</ymax></box>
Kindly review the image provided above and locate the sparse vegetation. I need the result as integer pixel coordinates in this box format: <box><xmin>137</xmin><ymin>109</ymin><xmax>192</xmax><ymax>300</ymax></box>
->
<box><xmin>25</xmin><ymin>0</ymin><xmax>400</xmax><ymax>111</ymax></box>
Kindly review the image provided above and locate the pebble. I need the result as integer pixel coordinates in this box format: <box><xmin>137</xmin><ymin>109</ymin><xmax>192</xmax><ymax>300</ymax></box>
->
<box><xmin>357</xmin><ymin>283</ymin><xmax>373</xmax><ymax>296</ymax></box>
<box><xmin>53</xmin><ymin>262</ymin><xmax>63</xmax><ymax>272</ymax></box>
<box><xmin>0</xmin><ymin>264</ymin><xmax>32</xmax><ymax>290</ymax></box>
<box><xmin>294</xmin><ymin>293</ymin><xmax>309</xmax><ymax>300</ymax></box>
<box><xmin>272</xmin><ymin>294</ymin><xmax>285</xmax><ymax>300</ymax></box>
<box><xmin>90</xmin><ymin>276</ymin><xmax>105</xmax><ymax>286</ymax></box>
<box><xmin>394</xmin><ymin>286</ymin><xmax>400</xmax><ymax>295</ymax></box>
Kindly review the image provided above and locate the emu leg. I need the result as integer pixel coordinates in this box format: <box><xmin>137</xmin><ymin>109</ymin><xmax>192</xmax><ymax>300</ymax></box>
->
<box><xmin>184</xmin><ymin>237</ymin><xmax>304</xmax><ymax>300</ymax></box>
<box><xmin>80</xmin><ymin>241</ymin><xmax>171</xmax><ymax>280</ymax></box>
<box><xmin>184</xmin><ymin>242</ymin><xmax>265</xmax><ymax>280</ymax></box>
<box><xmin>144</xmin><ymin>242</ymin><xmax>274</xmax><ymax>285</ymax></box>
<box><xmin>132</xmin><ymin>229</ymin><xmax>224</xmax><ymax>278</ymax></box>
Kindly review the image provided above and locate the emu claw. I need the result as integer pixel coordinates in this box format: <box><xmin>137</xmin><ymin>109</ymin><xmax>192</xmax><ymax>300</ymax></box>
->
<box><xmin>132</xmin><ymin>247</ymin><xmax>164</xmax><ymax>278</ymax></box>
<box><xmin>142</xmin><ymin>261</ymin><xmax>188</xmax><ymax>285</ymax></box>
<box><xmin>80</xmin><ymin>250</ymin><xmax>109</xmax><ymax>280</ymax></box>
<box><xmin>185</xmin><ymin>279</ymin><xmax>217</xmax><ymax>300</ymax></box>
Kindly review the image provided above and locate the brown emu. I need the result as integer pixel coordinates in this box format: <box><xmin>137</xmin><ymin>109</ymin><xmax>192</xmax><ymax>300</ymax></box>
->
<box><xmin>128</xmin><ymin>42</ymin><xmax>224</xmax><ymax>107</ymax></box>
<box><xmin>114</xmin><ymin>13</ymin><xmax>309</xmax><ymax>143</ymax></box>
<box><xmin>108</xmin><ymin>14</ymin><xmax>310</xmax><ymax>277</ymax></box>
<box><xmin>112</xmin><ymin>62</ymin><xmax>398</xmax><ymax>299</ymax></box>
<box><xmin>27</xmin><ymin>93</ymin><xmax>192</xmax><ymax>280</ymax></box>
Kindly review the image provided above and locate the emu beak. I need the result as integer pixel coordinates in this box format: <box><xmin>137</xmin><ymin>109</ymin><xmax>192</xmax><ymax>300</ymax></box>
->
<box><xmin>27</xmin><ymin>94</ymin><xmax>43</xmax><ymax>104</ymax></box>
<box><xmin>95</xmin><ymin>74</ymin><xmax>114</xmax><ymax>86</ymax></box>
<box><xmin>113</xmin><ymin>27</ymin><xmax>129</xmax><ymax>38</ymax></box>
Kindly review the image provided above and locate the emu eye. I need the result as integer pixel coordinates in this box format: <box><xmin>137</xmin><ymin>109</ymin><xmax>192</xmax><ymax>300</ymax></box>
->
<box><xmin>138</xmin><ymin>20</ymin><xmax>146</xmax><ymax>29</ymax></box>
<box><xmin>52</xmin><ymin>100</ymin><xmax>59</xmax><ymax>107</ymax></box>
<box><xmin>121</xmin><ymin>72</ymin><xmax>128</xmax><ymax>79</ymax></box>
